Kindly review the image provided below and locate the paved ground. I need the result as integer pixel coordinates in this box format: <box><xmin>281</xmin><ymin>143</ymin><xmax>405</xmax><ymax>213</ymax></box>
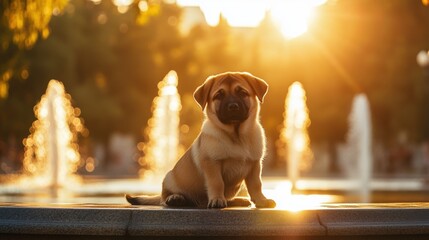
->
<box><xmin>2</xmin><ymin>177</ymin><xmax>429</xmax><ymax>239</ymax></box>
<box><xmin>1</xmin><ymin>202</ymin><xmax>429</xmax><ymax>239</ymax></box>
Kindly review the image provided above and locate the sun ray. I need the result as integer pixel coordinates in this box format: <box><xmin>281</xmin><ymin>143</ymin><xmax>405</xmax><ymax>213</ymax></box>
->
<box><xmin>308</xmin><ymin>35</ymin><xmax>362</xmax><ymax>93</ymax></box>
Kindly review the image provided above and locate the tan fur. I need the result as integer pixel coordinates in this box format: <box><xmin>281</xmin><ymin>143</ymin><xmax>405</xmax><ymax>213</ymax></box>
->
<box><xmin>126</xmin><ymin>72</ymin><xmax>276</xmax><ymax>208</ymax></box>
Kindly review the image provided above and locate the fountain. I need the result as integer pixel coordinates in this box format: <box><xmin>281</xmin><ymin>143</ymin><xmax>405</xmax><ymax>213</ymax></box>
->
<box><xmin>0</xmin><ymin>76</ymin><xmax>422</xmax><ymax>208</ymax></box>
<box><xmin>19</xmin><ymin>80</ymin><xmax>85</xmax><ymax>193</ymax></box>
<box><xmin>138</xmin><ymin>70</ymin><xmax>182</xmax><ymax>184</ymax></box>
<box><xmin>267</xmin><ymin>81</ymin><xmax>337</xmax><ymax>208</ymax></box>
<box><xmin>0</xmin><ymin>75</ymin><xmax>409</xmax><ymax>207</ymax></box>
<box><xmin>345</xmin><ymin>93</ymin><xmax>372</xmax><ymax>202</ymax></box>
<box><xmin>0</xmin><ymin>72</ymin><xmax>184</xmax><ymax>202</ymax></box>
<box><xmin>279</xmin><ymin>81</ymin><xmax>312</xmax><ymax>192</ymax></box>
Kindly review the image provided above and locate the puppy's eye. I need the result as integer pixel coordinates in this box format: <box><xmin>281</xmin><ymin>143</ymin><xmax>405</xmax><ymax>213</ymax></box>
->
<box><xmin>213</xmin><ymin>90</ymin><xmax>225</xmax><ymax>100</ymax></box>
<box><xmin>237</xmin><ymin>88</ymin><xmax>249</xmax><ymax>98</ymax></box>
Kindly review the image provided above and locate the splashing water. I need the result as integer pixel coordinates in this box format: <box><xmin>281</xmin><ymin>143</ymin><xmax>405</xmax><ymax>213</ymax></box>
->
<box><xmin>346</xmin><ymin>94</ymin><xmax>372</xmax><ymax>202</ymax></box>
<box><xmin>21</xmin><ymin>80</ymin><xmax>85</xmax><ymax>190</ymax></box>
<box><xmin>279</xmin><ymin>82</ymin><xmax>312</xmax><ymax>192</ymax></box>
<box><xmin>138</xmin><ymin>71</ymin><xmax>182</xmax><ymax>183</ymax></box>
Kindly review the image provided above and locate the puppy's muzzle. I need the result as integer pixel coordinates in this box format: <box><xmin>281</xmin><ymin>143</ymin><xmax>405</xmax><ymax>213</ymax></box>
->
<box><xmin>218</xmin><ymin>97</ymin><xmax>249</xmax><ymax>124</ymax></box>
<box><xmin>228</xmin><ymin>102</ymin><xmax>240</xmax><ymax>111</ymax></box>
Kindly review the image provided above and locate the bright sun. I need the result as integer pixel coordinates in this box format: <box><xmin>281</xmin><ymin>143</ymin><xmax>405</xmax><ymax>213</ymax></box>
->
<box><xmin>270</xmin><ymin>1</ymin><xmax>314</xmax><ymax>39</ymax></box>
<box><xmin>177</xmin><ymin>0</ymin><xmax>327</xmax><ymax>39</ymax></box>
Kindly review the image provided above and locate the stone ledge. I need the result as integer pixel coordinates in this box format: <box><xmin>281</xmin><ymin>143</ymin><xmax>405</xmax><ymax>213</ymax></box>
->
<box><xmin>1</xmin><ymin>203</ymin><xmax>429</xmax><ymax>239</ymax></box>
<box><xmin>0</xmin><ymin>205</ymin><xmax>130</xmax><ymax>236</ymax></box>
<box><xmin>319</xmin><ymin>208</ymin><xmax>429</xmax><ymax>236</ymax></box>
<box><xmin>128</xmin><ymin>207</ymin><xmax>323</xmax><ymax>237</ymax></box>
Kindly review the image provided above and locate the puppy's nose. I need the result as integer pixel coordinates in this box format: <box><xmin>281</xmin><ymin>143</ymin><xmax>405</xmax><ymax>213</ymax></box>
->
<box><xmin>228</xmin><ymin>103</ymin><xmax>240</xmax><ymax>111</ymax></box>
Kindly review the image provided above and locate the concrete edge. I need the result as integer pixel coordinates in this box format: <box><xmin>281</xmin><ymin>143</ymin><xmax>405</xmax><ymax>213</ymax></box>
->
<box><xmin>127</xmin><ymin>208</ymin><xmax>324</xmax><ymax>236</ymax></box>
<box><xmin>0</xmin><ymin>206</ymin><xmax>131</xmax><ymax>236</ymax></box>
<box><xmin>1</xmin><ymin>204</ymin><xmax>429</xmax><ymax>237</ymax></box>
<box><xmin>318</xmin><ymin>208</ymin><xmax>429</xmax><ymax>236</ymax></box>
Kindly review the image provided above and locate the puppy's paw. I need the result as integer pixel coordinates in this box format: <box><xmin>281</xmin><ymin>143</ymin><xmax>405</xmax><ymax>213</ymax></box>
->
<box><xmin>208</xmin><ymin>197</ymin><xmax>227</xmax><ymax>208</ymax></box>
<box><xmin>227</xmin><ymin>197</ymin><xmax>252</xmax><ymax>207</ymax></box>
<box><xmin>254</xmin><ymin>198</ymin><xmax>276</xmax><ymax>208</ymax></box>
<box><xmin>165</xmin><ymin>194</ymin><xmax>188</xmax><ymax>207</ymax></box>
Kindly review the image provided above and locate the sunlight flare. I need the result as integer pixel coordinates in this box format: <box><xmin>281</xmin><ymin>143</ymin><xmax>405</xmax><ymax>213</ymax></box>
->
<box><xmin>270</xmin><ymin>1</ymin><xmax>312</xmax><ymax>39</ymax></box>
<box><xmin>263</xmin><ymin>182</ymin><xmax>335</xmax><ymax>212</ymax></box>
<box><xmin>177</xmin><ymin>0</ymin><xmax>327</xmax><ymax>38</ymax></box>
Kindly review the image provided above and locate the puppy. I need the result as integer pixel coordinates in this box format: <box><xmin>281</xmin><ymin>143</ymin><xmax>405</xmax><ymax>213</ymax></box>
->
<box><xmin>126</xmin><ymin>72</ymin><xmax>276</xmax><ymax>208</ymax></box>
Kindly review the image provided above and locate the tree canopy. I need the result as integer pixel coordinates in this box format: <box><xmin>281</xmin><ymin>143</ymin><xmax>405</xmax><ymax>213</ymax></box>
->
<box><xmin>1</xmin><ymin>0</ymin><xmax>68</xmax><ymax>98</ymax></box>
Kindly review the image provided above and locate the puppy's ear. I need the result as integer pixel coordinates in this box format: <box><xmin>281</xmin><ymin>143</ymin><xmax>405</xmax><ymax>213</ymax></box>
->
<box><xmin>241</xmin><ymin>72</ymin><xmax>268</xmax><ymax>103</ymax></box>
<box><xmin>194</xmin><ymin>76</ymin><xmax>215</xmax><ymax>109</ymax></box>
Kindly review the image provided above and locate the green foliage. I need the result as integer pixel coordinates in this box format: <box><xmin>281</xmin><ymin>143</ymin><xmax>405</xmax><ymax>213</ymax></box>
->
<box><xmin>0</xmin><ymin>0</ymin><xmax>68</xmax><ymax>98</ymax></box>
<box><xmin>1</xmin><ymin>0</ymin><xmax>185</xmax><ymax>143</ymax></box>
<box><xmin>2</xmin><ymin>0</ymin><xmax>68</xmax><ymax>48</ymax></box>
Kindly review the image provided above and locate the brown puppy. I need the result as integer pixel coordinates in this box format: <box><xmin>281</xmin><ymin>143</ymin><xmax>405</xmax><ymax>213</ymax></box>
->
<box><xmin>126</xmin><ymin>72</ymin><xmax>276</xmax><ymax>208</ymax></box>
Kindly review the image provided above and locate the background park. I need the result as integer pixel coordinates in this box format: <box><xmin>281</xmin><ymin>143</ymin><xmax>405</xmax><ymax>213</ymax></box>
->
<box><xmin>1</xmin><ymin>0</ymin><xmax>429</xmax><ymax>198</ymax></box>
<box><xmin>4</xmin><ymin>2</ymin><xmax>429</xmax><ymax>239</ymax></box>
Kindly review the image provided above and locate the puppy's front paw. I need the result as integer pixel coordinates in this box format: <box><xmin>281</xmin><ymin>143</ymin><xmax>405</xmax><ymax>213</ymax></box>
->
<box><xmin>255</xmin><ymin>198</ymin><xmax>276</xmax><ymax>208</ymax></box>
<box><xmin>208</xmin><ymin>197</ymin><xmax>227</xmax><ymax>208</ymax></box>
<box><xmin>228</xmin><ymin>197</ymin><xmax>252</xmax><ymax>207</ymax></box>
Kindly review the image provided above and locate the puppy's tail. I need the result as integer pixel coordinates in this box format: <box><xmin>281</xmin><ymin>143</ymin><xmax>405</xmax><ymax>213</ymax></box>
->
<box><xmin>125</xmin><ymin>194</ymin><xmax>162</xmax><ymax>205</ymax></box>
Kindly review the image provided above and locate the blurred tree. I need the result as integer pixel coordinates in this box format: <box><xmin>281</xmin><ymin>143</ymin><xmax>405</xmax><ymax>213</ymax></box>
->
<box><xmin>0</xmin><ymin>0</ymin><xmax>68</xmax><ymax>98</ymax></box>
<box><xmin>105</xmin><ymin>1</ymin><xmax>184</xmax><ymax>136</ymax></box>
<box><xmin>0</xmin><ymin>0</ymin><xmax>183</xmax><ymax>143</ymax></box>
